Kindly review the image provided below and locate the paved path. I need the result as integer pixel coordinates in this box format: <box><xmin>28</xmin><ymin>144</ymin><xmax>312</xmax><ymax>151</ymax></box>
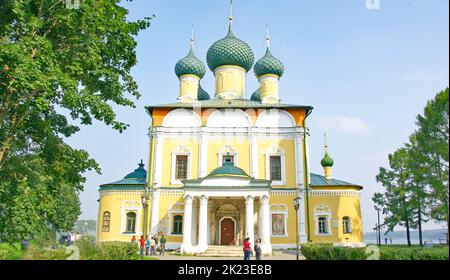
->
<box><xmin>150</xmin><ymin>250</ymin><xmax>305</xmax><ymax>260</ymax></box>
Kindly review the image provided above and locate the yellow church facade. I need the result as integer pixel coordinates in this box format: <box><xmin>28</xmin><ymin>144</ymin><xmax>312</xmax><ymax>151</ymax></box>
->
<box><xmin>97</xmin><ymin>13</ymin><xmax>364</xmax><ymax>255</ymax></box>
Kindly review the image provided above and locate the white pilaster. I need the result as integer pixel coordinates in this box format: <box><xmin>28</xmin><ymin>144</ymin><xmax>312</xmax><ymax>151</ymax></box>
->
<box><xmin>153</xmin><ymin>134</ymin><xmax>164</xmax><ymax>187</ymax></box>
<box><xmin>250</xmin><ymin>131</ymin><xmax>258</xmax><ymax>178</ymax></box>
<box><xmin>197</xmin><ymin>195</ymin><xmax>209</xmax><ymax>252</ymax></box>
<box><xmin>299</xmin><ymin>191</ymin><xmax>307</xmax><ymax>243</ymax></box>
<box><xmin>260</xmin><ymin>195</ymin><xmax>272</xmax><ymax>255</ymax></box>
<box><xmin>199</xmin><ymin>131</ymin><xmax>208</xmax><ymax>178</ymax></box>
<box><xmin>245</xmin><ymin>196</ymin><xmax>255</xmax><ymax>246</ymax></box>
<box><xmin>181</xmin><ymin>195</ymin><xmax>193</xmax><ymax>253</ymax></box>
<box><xmin>149</xmin><ymin>188</ymin><xmax>160</xmax><ymax>235</ymax></box>
<box><xmin>294</xmin><ymin>131</ymin><xmax>304</xmax><ymax>188</ymax></box>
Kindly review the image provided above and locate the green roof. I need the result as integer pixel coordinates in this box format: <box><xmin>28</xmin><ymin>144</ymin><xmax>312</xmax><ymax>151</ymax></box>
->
<box><xmin>207</xmin><ymin>29</ymin><xmax>255</xmax><ymax>72</ymax></box>
<box><xmin>146</xmin><ymin>99</ymin><xmax>313</xmax><ymax>113</ymax></box>
<box><xmin>175</xmin><ymin>48</ymin><xmax>206</xmax><ymax>78</ymax></box>
<box><xmin>250</xmin><ymin>89</ymin><xmax>261</xmax><ymax>102</ymax></box>
<box><xmin>309</xmin><ymin>173</ymin><xmax>362</xmax><ymax>189</ymax></box>
<box><xmin>254</xmin><ymin>48</ymin><xmax>284</xmax><ymax>78</ymax></box>
<box><xmin>207</xmin><ymin>156</ymin><xmax>250</xmax><ymax>178</ymax></box>
<box><xmin>197</xmin><ymin>84</ymin><xmax>211</xmax><ymax>101</ymax></box>
<box><xmin>100</xmin><ymin>161</ymin><xmax>147</xmax><ymax>188</ymax></box>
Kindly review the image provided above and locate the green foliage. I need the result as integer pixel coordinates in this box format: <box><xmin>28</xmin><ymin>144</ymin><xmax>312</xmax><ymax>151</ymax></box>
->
<box><xmin>373</xmin><ymin>88</ymin><xmax>449</xmax><ymax>244</ymax></box>
<box><xmin>379</xmin><ymin>246</ymin><xmax>449</xmax><ymax>260</ymax></box>
<box><xmin>22</xmin><ymin>244</ymin><xmax>70</xmax><ymax>260</ymax></box>
<box><xmin>75</xmin><ymin>236</ymin><xmax>139</xmax><ymax>260</ymax></box>
<box><xmin>301</xmin><ymin>244</ymin><xmax>367</xmax><ymax>260</ymax></box>
<box><xmin>0</xmin><ymin>243</ymin><xmax>22</xmax><ymax>260</ymax></box>
<box><xmin>301</xmin><ymin>244</ymin><xmax>449</xmax><ymax>260</ymax></box>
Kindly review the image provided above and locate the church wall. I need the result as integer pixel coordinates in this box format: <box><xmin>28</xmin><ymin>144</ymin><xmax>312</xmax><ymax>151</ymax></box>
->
<box><xmin>268</xmin><ymin>194</ymin><xmax>298</xmax><ymax>245</ymax></box>
<box><xmin>97</xmin><ymin>191</ymin><xmax>144</xmax><ymax>242</ymax></box>
<box><xmin>206</xmin><ymin>138</ymin><xmax>250</xmax><ymax>175</ymax></box>
<box><xmin>308</xmin><ymin>192</ymin><xmax>363</xmax><ymax>244</ymax></box>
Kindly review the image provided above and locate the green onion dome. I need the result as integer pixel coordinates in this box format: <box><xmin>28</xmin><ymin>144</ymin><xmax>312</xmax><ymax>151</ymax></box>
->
<box><xmin>321</xmin><ymin>153</ymin><xmax>334</xmax><ymax>168</ymax></box>
<box><xmin>197</xmin><ymin>84</ymin><xmax>211</xmax><ymax>101</ymax></box>
<box><xmin>254</xmin><ymin>48</ymin><xmax>284</xmax><ymax>78</ymax></box>
<box><xmin>206</xmin><ymin>29</ymin><xmax>255</xmax><ymax>72</ymax></box>
<box><xmin>175</xmin><ymin>48</ymin><xmax>206</xmax><ymax>79</ymax></box>
<box><xmin>250</xmin><ymin>88</ymin><xmax>261</xmax><ymax>102</ymax></box>
<box><xmin>207</xmin><ymin>156</ymin><xmax>250</xmax><ymax>178</ymax></box>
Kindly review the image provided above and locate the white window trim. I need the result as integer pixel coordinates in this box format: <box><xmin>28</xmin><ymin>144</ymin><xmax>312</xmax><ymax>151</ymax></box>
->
<box><xmin>120</xmin><ymin>207</ymin><xmax>142</xmax><ymax>236</ymax></box>
<box><xmin>168</xmin><ymin>211</ymin><xmax>184</xmax><ymax>236</ymax></box>
<box><xmin>314</xmin><ymin>205</ymin><xmax>332</xmax><ymax>236</ymax></box>
<box><xmin>270</xmin><ymin>205</ymin><xmax>288</xmax><ymax>238</ymax></box>
<box><xmin>265</xmin><ymin>146</ymin><xmax>286</xmax><ymax>186</ymax></box>
<box><xmin>171</xmin><ymin>145</ymin><xmax>192</xmax><ymax>185</ymax></box>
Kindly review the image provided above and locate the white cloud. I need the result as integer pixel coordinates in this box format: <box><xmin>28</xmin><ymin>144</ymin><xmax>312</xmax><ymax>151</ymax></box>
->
<box><xmin>402</xmin><ymin>70</ymin><xmax>444</xmax><ymax>83</ymax></box>
<box><xmin>316</xmin><ymin>115</ymin><xmax>370</xmax><ymax>136</ymax></box>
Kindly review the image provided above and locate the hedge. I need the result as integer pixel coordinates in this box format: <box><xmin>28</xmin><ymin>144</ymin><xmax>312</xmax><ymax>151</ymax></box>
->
<box><xmin>301</xmin><ymin>244</ymin><xmax>449</xmax><ymax>260</ymax></box>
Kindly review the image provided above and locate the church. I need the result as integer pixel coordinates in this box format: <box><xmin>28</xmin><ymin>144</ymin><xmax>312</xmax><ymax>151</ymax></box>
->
<box><xmin>96</xmin><ymin>9</ymin><xmax>364</xmax><ymax>255</ymax></box>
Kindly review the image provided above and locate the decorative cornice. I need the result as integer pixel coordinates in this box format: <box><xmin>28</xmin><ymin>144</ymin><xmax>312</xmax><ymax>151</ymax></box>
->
<box><xmin>310</xmin><ymin>190</ymin><xmax>361</xmax><ymax>197</ymax></box>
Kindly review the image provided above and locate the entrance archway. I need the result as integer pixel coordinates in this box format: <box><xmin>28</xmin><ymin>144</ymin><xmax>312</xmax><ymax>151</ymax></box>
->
<box><xmin>219</xmin><ymin>217</ymin><xmax>236</xmax><ymax>245</ymax></box>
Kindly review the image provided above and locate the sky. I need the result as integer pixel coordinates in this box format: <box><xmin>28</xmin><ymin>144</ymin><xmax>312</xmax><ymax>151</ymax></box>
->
<box><xmin>67</xmin><ymin>0</ymin><xmax>449</xmax><ymax>234</ymax></box>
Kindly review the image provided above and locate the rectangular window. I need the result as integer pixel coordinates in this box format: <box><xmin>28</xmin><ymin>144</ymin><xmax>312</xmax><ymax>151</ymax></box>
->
<box><xmin>270</xmin><ymin>156</ymin><xmax>282</xmax><ymax>181</ymax></box>
<box><xmin>343</xmin><ymin>217</ymin><xmax>352</xmax><ymax>234</ymax></box>
<box><xmin>176</xmin><ymin>155</ymin><xmax>188</xmax><ymax>180</ymax></box>
<box><xmin>318</xmin><ymin>217</ymin><xmax>328</xmax><ymax>234</ymax></box>
<box><xmin>102</xmin><ymin>212</ymin><xmax>111</xmax><ymax>232</ymax></box>
<box><xmin>125</xmin><ymin>212</ymin><xmax>136</xmax><ymax>233</ymax></box>
<box><xmin>172</xmin><ymin>215</ymin><xmax>183</xmax><ymax>234</ymax></box>
<box><xmin>271</xmin><ymin>213</ymin><xmax>286</xmax><ymax>236</ymax></box>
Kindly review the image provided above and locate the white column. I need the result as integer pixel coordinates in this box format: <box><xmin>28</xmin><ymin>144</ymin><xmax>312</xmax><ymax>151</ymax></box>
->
<box><xmin>149</xmin><ymin>189</ymin><xmax>160</xmax><ymax>235</ymax></box>
<box><xmin>245</xmin><ymin>196</ymin><xmax>255</xmax><ymax>246</ymax></box>
<box><xmin>250</xmin><ymin>131</ymin><xmax>258</xmax><ymax>178</ymax></box>
<box><xmin>260</xmin><ymin>195</ymin><xmax>272</xmax><ymax>255</ymax></box>
<box><xmin>181</xmin><ymin>195</ymin><xmax>193</xmax><ymax>253</ymax></box>
<box><xmin>197</xmin><ymin>195</ymin><xmax>209</xmax><ymax>252</ymax></box>
<box><xmin>153</xmin><ymin>134</ymin><xmax>164</xmax><ymax>187</ymax></box>
<box><xmin>299</xmin><ymin>191</ymin><xmax>307</xmax><ymax>243</ymax></box>
<box><xmin>294</xmin><ymin>130</ymin><xmax>304</xmax><ymax>188</ymax></box>
<box><xmin>199</xmin><ymin>131</ymin><xmax>208</xmax><ymax>178</ymax></box>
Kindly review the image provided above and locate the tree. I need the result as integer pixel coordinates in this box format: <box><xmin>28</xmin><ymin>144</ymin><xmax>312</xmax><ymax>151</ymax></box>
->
<box><xmin>0</xmin><ymin>0</ymin><xmax>153</xmax><ymax>168</ymax></box>
<box><xmin>0</xmin><ymin>0</ymin><xmax>152</xmax><ymax>243</ymax></box>
<box><xmin>414</xmin><ymin>88</ymin><xmax>449</xmax><ymax>239</ymax></box>
<box><xmin>0</xmin><ymin>137</ymin><xmax>98</xmax><ymax>243</ymax></box>
<box><xmin>374</xmin><ymin>148</ymin><xmax>415</xmax><ymax>246</ymax></box>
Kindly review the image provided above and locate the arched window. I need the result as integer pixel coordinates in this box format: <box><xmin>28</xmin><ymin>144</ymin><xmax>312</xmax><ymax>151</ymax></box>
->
<box><xmin>173</xmin><ymin>215</ymin><xmax>183</xmax><ymax>234</ymax></box>
<box><xmin>125</xmin><ymin>212</ymin><xmax>136</xmax><ymax>233</ymax></box>
<box><xmin>318</xmin><ymin>217</ymin><xmax>328</xmax><ymax>234</ymax></box>
<box><xmin>343</xmin><ymin>217</ymin><xmax>352</xmax><ymax>234</ymax></box>
<box><xmin>102</xmin><ymin>211</ymin><xmax>111</xmax><ymax>232</ymax></box>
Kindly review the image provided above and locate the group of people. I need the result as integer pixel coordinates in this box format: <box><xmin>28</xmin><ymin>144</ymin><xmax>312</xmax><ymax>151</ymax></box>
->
<box><xmin>131</xmin><ymin>234</ymin><xmax>167</xmax><ymax>257</ymax></box>
<box><xmin>243</xmin><ymin>238</ymin><xmax>263</xmax><ymax>260</ymax></box>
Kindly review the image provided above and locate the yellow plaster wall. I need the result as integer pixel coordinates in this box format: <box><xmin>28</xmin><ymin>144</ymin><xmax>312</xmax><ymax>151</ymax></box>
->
<box><xmin>257</xmin><ymin>139</ymin><xmax>296</xmax><ymax>188</ymax></box>
<box><xmin>156</xmin><ymin>193</ymin><xmax>185</xmax><ymax>243</ymax></box>
<box><xmin>206</xmin><ymin>138</ymin><xmax>251</xmax><ymax>175</ymax></box>
<box><xmin>308</xmin><ymin>193</ymin><xmax>363</xmax><ymax>243</ymax></box>
<box><xmin>160</xmin><ymin>139</ymin><xmax>200</xmax><ymax>187</ymax></box>
<box><xmin>97</xmin><ymin>191</ymin><xmax>144</xmax><ymax>242</ymax></box>
<box><xmin>269</xmin><ymin>194</ymin><xmax>298</xmax><ymax>244</ymax></box>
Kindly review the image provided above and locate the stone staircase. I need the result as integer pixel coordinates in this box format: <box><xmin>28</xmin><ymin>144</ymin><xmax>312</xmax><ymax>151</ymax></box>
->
<box><xmin>197</xmin><ymin>246</ymin><xmax>244</xmax><ymax>257</ymax></box>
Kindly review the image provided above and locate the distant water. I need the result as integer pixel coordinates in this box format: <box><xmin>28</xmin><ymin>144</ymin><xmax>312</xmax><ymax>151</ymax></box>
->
<box><xmin>364</xmin><ymin>238</ymin><xmax>445</xmax><ymax>245</ymax></box>
<box><xmin>364</xmin><ymin>229</ymin><xmax>448</xmax><ymax>245</ymax></box>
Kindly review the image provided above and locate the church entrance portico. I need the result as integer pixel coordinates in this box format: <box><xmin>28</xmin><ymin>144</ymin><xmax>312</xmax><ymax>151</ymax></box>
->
<box><xmin>180</xmin><ymin>190</ymin><xmax>272</xmax><ymax>255</ymax></box>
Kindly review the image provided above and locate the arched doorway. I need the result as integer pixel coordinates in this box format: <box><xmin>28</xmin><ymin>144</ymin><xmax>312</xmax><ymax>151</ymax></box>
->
<box><xmin>220</xmin><ymin>217</ymin><xmax>236</xmax><ymax>245</ymax></box>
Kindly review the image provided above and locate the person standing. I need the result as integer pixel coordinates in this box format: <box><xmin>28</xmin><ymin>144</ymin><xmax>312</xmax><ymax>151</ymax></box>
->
<box><xmin>131</xmin><ymin>235</ymin><xmax>136</xmax><ymax>244</ymax></box>
<box><xmin>154</xmin><ymin>235</ymin><xmax>159</xmax><ymax>253</ymax></box>
<box><xmin>139</xmin><ymin>235</ymin><xmax>145</xmax><ymax>258</ymax></box>
<box><xmin>66</xmin><ymin>233</ymin><xmax>72</xmax><ymax>247</ymax></box>
<box><xmin>145</xmin><ymin>235</ymin><xmax>151</xmax><ymax>256</ymax></box>
<box><xmin>243</xmin><ymin>237</ymin><xmax>252</xmax><ymax>260</ymax></box>
<box><xmin>160</xmin><ymin>234</ymin><xmax>167</xmax><ymax>256</ymax></box>
<box><xmin>150</xmin><ymin>237</ymin><xmax>156</xmax><ymax>256</ymax></box>
<box><xmin>254</xmin><ymin>239</ymin><xmax>262</xmax><ymax>260</ymax></box>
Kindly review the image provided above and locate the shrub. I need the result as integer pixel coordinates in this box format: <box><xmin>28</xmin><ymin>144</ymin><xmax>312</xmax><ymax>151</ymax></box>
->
<box><xmin>75</xmin><ymin>235</ymin><xmax>98</xmax><ymax>260</ymax></box>
<box><xmin>0</xmin><ymin>243</ymin><xmax>22</xmax><ymax>260</ymax></box>
<box><xmin>379</xmin><ymin>246</ymin><xmax>449</xmax><ymax>260</ymax></box>
<box><xmin>301</xmin><ymin>244</ymin><xmax>449</xmax><ymax>260</ymax></box>
<box><xmin>301</xmin><ymin>244</ymin><xmax>367</xmax><ymax>260</ymax></box>
<box><xmin>92</xmin><ymin>242</ymin><xmax>139</xmax><ymax>260</ymax></box>
<box><xmin>22</xmin><ymin>245</ymin><xmax>70</xmax><ymax>260</ymax></box>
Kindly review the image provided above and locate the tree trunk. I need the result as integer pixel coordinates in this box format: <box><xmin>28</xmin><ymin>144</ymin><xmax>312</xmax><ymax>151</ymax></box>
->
<box><xmin>418</xmin><ymin>202</ymin><xmax>423</xmax><ymax>246</ymax></box>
